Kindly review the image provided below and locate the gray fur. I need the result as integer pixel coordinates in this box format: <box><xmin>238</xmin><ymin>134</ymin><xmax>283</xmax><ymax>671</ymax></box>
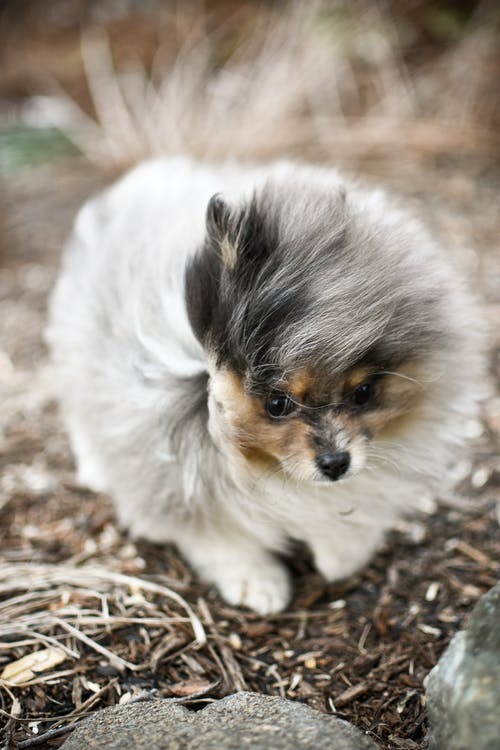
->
<box><xmin>47</xmin><ymin>157</ymin><xmax>485</xmax><ymax>613</ymax></box>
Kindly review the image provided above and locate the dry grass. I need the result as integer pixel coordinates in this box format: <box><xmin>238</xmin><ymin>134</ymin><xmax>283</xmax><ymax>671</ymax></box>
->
<box><xmin>26</xmin><ymin>2</ymin><xmax>500</xmax><ymax>171</ymax></box>
<box><xmin>0</xmin><ymin>563</ymin><xmax>206</xmax><ymax>673</ymax></box>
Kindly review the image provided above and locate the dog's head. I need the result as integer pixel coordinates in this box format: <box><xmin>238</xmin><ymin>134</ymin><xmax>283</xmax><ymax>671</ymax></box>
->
<box><xmin>185</xmin><ymin>170</ymin><xmax>465</xmax><ymax>483</ymax></box>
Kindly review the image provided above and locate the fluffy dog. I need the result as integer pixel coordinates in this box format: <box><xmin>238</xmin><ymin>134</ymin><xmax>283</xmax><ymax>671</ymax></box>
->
<box><xmin>47</xmin><ymin>157</ymin><xmax>483</xmax><ymax>613</ymax></box>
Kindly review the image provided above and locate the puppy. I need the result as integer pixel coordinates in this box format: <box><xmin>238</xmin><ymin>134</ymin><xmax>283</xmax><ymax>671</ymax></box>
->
<box><xmin>47</xmin><ymin>157</ymin><xmax>483</xmax><ymax>614</ymax></box>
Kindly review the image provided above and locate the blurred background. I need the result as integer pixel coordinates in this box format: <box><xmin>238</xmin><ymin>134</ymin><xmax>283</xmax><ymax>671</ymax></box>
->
<box><xmin>1</xmin><ymin>0</ymin><xmax>499</xmax><ymax>273</ymax></box>
<box><xmin>0</xmin><ymin>3</ymin><xmax>499</xmax><ymax>748</ymax></box>
<box><xmin>1</xmin><ymin>0</ymin><xmax>499</xmax><ymax>171</ymax></box>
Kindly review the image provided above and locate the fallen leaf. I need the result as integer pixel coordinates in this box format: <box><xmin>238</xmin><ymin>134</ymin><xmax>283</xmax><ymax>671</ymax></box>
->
<box><xmin>1</xmin><ymin>648</ymin><xmax>67</xmax><ymax>685</ymax></box>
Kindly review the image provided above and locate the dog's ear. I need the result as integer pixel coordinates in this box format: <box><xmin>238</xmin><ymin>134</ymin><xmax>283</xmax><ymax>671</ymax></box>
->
<box><xmin>205</xmin><ymin>194</ymin><xmax>239</xmax><ymax>270</ymax></box>
<box><xmin>186</xmin><ymin>195</ymin><xmax>232</xmax><ymax>346</ymax></box>
<box><xmin>206</xmin><ymin>194</ymin><xmax>231</xmax><ymax>239</ymax></box>
<box><xmin>206</xmin><ymin>192</ymin><xmax>276</xmax><ymax>272</ymax></box>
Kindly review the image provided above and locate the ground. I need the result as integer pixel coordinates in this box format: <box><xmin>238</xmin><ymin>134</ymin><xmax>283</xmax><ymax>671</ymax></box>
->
<box><xmin>0</xmin><ymin>2</ymin><xmax>499</xmax><ymax>748</ymax></box>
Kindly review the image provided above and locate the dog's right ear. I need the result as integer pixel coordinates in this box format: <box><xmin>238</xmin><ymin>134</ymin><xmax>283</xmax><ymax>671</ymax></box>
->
<box><xmin>205</xmin><ymin>193</ymin><xmax>240</xmax><ymax>271</ymax></box>
<box><xmin>206</xmin><ymin>194</ymin><xmax>232</xmax><ymax>240</ymax></box>
<box><xmin>185</xmin><ymin>195</ymin><xmax>231</xmax><ymax>347</ymax></box>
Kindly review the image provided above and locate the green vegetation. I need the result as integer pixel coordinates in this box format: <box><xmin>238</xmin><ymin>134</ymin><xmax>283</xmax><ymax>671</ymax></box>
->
<box><xmin>0</xmin><ymin>126</ymin><xmax>78</xmax><ymax>173</ymax></box>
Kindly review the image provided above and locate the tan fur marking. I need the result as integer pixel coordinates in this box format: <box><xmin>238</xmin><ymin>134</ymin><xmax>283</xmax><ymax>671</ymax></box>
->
<box><xmin>212</xmin><ymin>369</ymin><xmax>316</xmax><ymax>468</ymax></box>
<box><xmin>286</xmin><ymin>369</ymin><xmax>315</xmax><ymax>401</ymax></box>
<box><xmin>219</xmin><ymin>235</ymin><xmax>238</xmax><ymax>269</ymax></box>
<box><xmin>362</xmin><ymin>364</ymin><xmax>425</xmax><ymax>436</ymax></box>
<box><xmin>283</xmin><ymin>368</ymin><xmax>333</xmax><ymax>407</ymax></box>
<box><xmin>344</xmin><ymin>367</ymin><xmax>373</xmax><ymax>392</ymax></box>
<box><xmin>211</xmin><ymin>361</ymin><xmax>428</xmax><ymax>478</ymax></box>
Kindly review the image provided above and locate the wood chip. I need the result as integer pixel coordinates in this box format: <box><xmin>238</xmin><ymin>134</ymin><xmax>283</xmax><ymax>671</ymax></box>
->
<box><xmin>334</xmin><ymin>682</ymin><xmax>369</xmax><ymax>707</ymax></box>
<box><xmin>453</xmin><ymin>540</ymin><xmax>499</xmax><ymax>570</ymax></box>
<box><xmin>169</xmin><ymin>678</ymin><xmax>213</xmax><ymax>697</ymax></box>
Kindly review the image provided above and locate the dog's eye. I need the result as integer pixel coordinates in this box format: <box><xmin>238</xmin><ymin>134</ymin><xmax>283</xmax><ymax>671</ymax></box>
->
<box><xmin>265</xmin><ymin>394</ymin><xmax>295</xmax><ymax>419</ymax></box>
<box><xmin>352</xmin><ymin>382</ymin><xmax>373</xmax><ymax>406</ymax></box>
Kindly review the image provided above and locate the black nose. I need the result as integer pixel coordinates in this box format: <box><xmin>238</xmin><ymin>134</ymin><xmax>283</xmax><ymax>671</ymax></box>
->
<box><xmin>316</xmin><ymin>451</ymin><xmax>351</xmax><ymax>481</ymax></box>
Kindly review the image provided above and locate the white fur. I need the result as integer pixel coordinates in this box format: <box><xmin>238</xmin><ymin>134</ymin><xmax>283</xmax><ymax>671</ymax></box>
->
<box><xmin>47</xmin><ymin>157</ymin><xmax>484</xmax><ymax>614</ymax></box>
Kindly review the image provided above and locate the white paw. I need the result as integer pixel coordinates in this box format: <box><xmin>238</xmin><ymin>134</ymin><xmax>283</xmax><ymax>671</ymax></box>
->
<box><xmin>311</xmin><ymin>533</ymin><xmax>384</xmax><ymax>583</ymax></box>
<box><xmin>315</xmin><ymin>554</ymin><xmax>361</xmax><ymax>582</ymax></box>
<box><xmin>314</xmin><ymin>548</ymin><xmax>372</xmax><ymax>583</ymax></box>
<box><xmin>76</xmin><ymin>463</ymin><xmax>107</xmax><ymax>493</ymax></box>
<box><xmin>216</xmin><ymin>560</ymin><xmax>291</xmax><ymax>615</ymax></box>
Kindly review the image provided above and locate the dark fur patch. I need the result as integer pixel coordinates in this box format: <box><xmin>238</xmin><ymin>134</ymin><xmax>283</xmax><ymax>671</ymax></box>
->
<box><xmin>185</xmin><ymin>178</ymin><xmax>450</xmax><ymax>388</ymax></box>
<box><xmin>184</xmin><ymin>238</ymin><xmax>222</xmax><ymax>345</ymax></box>
<box><xmin>185</xmin><ymin>190</ymin><xmax>309</xmax><ymax>372</ymax></box>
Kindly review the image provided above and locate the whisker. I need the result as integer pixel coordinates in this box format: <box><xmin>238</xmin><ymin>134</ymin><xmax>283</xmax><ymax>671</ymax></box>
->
<box><xmin>376</xmin><ymin>370</ymin><xmax>426</xmax><ymax>387</ymax></box>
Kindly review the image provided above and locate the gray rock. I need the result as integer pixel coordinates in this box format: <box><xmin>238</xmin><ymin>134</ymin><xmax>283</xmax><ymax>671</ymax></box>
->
<box><xmin>61</xmin><ymin>691</ymin><xmax>378</xmax><ymax>749</ymax></box>
<box><xmin>426</xmin><ymin>581</ymin><xmax>500</xmax><ymax>750</ymax></box>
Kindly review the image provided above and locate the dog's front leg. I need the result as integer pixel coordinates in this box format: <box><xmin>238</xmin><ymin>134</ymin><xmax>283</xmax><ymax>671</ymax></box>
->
<box><xmin>175</xmin><ymin>519</ymin><xmax>291</xmax><ymax>615</ymax></box>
